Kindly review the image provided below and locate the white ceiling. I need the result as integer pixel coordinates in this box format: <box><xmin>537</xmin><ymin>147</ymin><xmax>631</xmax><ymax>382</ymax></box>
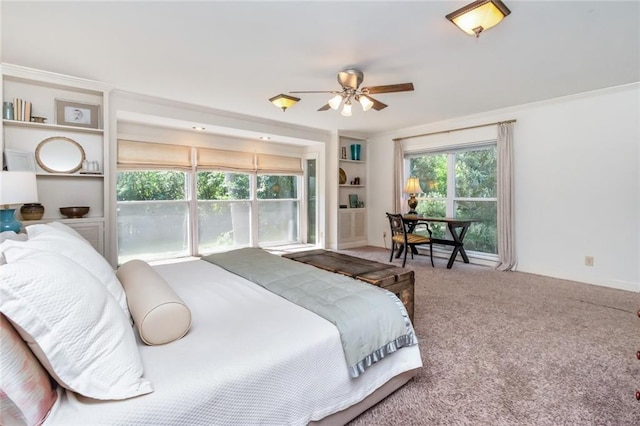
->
<box><xmin>2</xmin><ymin>1</ymin><xmax>639</xmax><ymax>138</ymax></box>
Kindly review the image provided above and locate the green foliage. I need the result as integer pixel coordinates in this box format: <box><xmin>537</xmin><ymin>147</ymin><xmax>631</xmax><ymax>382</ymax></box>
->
<box><xmin>257</xmin><ymin>175</ymin><xmax>297</xmax><ymax>199</ymax></box>
<box><xmin>197</xmin><ymin>172</ymin><xmax>249</xmax><ymax>200</ymax></box>
<box><xmin>455</xmin><ymin>148</ymin><xmax>496</xmax><ymax>198</ymax></box>
<box><xmin>116</xmin><ymin>171</ymin><xmax>186</xmax><ymax>201</ymax></box>
<box><xmin>410</xmin><ymin>154</ymin><xmax>447</xmax><ymax>197</ymax></box>
<box><xmin>456</xmin><ymin>201</ymin><xmax>497</xmax><ymax>254</ymax></box>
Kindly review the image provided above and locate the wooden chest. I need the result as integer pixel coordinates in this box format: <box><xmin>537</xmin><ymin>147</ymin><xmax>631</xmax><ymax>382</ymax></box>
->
<box><xmin>282</xmin><ymin>249</ymin><xmax>415</xmax><ymax>321</ymax></box>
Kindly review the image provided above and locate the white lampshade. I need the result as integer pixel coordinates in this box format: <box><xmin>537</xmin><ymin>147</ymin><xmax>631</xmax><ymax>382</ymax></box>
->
<box><xmin>341</xmin><ymin>101</ymin><xmax>352</xmax><ymax>117</ymax></box>
<box><xmin>328</xmin><ymin>94</ymin><xmax>343</xmax><ymax>110</ymax></box>
<box><xmin>0</xmin><ymin>171</ymin><xmax>39</xmax><ymax>206</ymax></box>
<box><xmin>404</xmin><ymin>177</ymin><xmax>423</xmax><ymax>194</ymax></box>
<box><xmin>446</xmin><ymin>0</ymin><xmax>511</xmax><ymax>37</ymax></box>
<box><xmin>358</xmin><ymin>95</ymin><xmax>374</xmax><ymax>112</ymax></box>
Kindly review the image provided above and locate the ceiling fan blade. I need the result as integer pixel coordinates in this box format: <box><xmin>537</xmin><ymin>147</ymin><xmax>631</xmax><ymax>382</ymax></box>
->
<box><xmin>367</xmin><ymin>96</ymin><xmax>388</xmax><ymax>111</ymax></box>
<box><xmin>363</xmin><ymin>83</ymin><xmax>414</xmax><ymax>94</ymax></box>
<box><xmin>317</xmin><ymin>104</ymin><xmax>331</xmax><ymax>111</ymax></box>
<box><xmin>290</xmin><ymin>90</ymin><xmax>338</xmax><ymax>94</ymax></box>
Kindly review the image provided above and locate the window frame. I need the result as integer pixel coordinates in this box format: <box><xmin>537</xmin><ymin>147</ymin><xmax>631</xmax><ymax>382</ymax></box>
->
<box><xmin>117</xmin><ymin>167</ymin><xmax>305</xmax><ymax>263</ymax></box>
<box><xmin>254</xmin><ymin>173</ymin><xmax>302</xmax><ymax>247</ymax></box>
<box><xmin>404</xmin><ymin>142</ymin><xmax>498</xmax><ymax>259</ymax></box>
<box><xmin>116</xmin><ymin>170</ymin><xmax>193</xmax><ymax>263</ymax></box>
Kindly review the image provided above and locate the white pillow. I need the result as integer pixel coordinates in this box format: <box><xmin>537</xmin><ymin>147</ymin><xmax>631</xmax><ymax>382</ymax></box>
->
<box><xmin>0</xmin><ymin>231</ymin><xmax>28</xmax><ymax>243</ymax></box>
<box><xmin>0</xmin><ymin>246</ymin><xmax>153</xmax><ymax>400</ymax></box>
<box><xmin>45</xmin><ymin>221</ymin><xmax>89</xmax><ymax>244</ymax></box>
<box><xmin>117</xmin><ymin>259</ymin><xmax>192</xmax><ymax>345</ymax></box>
<box><xmin>15</xmin><ymin>224</ymin><xmax>131</xmax><ymax>321</ymax></box>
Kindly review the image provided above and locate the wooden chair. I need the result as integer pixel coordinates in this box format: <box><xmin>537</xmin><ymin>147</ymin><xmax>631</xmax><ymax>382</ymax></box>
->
<box><xmin>386</xmin><ymin>213</ymin><xmax>434</xmax><ymax>268</ymax></box>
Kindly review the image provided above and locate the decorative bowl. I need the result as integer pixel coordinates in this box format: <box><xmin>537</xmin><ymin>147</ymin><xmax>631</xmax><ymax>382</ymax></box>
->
<box><xmin>59</xmin><ymin>206</ymin><xmax>90</xmax><ymax>218</ymax></box>
<box><xmin>21</xmin><ymin>203</ymin><xmax>45</xmax><ymax>220</ymax></box>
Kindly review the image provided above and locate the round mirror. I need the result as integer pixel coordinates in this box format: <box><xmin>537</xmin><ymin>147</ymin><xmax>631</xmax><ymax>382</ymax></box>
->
<box><xmin>35</xmin><ymin>136</ymin><xmax>86</xmax><ymax>174</ymax></box>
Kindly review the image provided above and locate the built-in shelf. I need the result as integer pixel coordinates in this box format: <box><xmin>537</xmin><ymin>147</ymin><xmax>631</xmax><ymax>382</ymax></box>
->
<box><xmin>2</xmin><ymin>64</ymin><xmax>111</xmax><ymax>262</ymax></box>
<box><xmin>23</xmin><ymin>217</ymin><xmax>104</xmax><ymax>225</ymax></box>
<box><xmin>37</xmin><ymin>172</ymin><xmax>104</xmax><ymax>178</ymax></box>
<box><xmin>3</xmin><ymin>119</ymin><xmax>104</xmax><ymax>134</ymax></box>
<box><xmin>337</xmin><ymin>136</ymin><xmax>367</xmax><ymax>249</ymax></box>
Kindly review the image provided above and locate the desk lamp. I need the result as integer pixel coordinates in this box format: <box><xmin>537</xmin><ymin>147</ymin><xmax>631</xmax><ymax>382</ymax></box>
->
<box><xmin>0</xmin><ymin>171</ymin><xmax>39</xmax><ymax>233</ymax></box>
<box><xmin>404</xmin><ymin>177</ymin><xmax>423</xmax><ymax>215</ymax></box>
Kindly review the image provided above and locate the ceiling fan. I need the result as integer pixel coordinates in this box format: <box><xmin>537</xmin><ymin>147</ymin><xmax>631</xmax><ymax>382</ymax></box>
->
<box><xmin>290</xmin><ymin>69</ymin><xmax>414</xmax><ymax>116</ymax></box>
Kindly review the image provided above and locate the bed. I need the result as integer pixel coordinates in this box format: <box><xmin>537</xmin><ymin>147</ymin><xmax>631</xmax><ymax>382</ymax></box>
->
<box><xmin>0</xmin><ymin>222</ymin><xmax>422</xmax><ymax>426</ymax></box>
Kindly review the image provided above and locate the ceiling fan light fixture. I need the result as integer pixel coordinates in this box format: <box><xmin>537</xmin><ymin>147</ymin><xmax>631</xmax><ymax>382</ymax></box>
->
<box><xmin>328</xmin><ymin>94</ymin><xmax>343</xmax><ymax>110</ymax></box>
<box><xmin>446</xmin><ymin>0</ymin><xmax>511</xmax><ymax>37</ymax></box>
<box><xmin>341</xmin><ymin>101</ymin><xmax>352</xmax><ymax>117</ymax></box>
<box><xmin>358</xmin><ymin>95</ymin><xmax>374</xmax><ymax>112</ymax></box>
<box><xmin>269</xmin><ymin>94</ymin><xmax>300</xmax><ymax>112</ymax></box>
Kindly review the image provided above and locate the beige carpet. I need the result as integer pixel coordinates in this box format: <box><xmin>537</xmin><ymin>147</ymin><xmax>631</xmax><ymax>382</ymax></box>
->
<box><xmin>338</xmin><ymin>247</ymin><xmax>639</xmax><ymax>425</ymax></box>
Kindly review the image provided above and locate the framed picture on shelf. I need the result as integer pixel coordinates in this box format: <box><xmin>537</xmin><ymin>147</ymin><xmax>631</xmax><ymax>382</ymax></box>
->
<box><xmin>4</xmin><ymin>149</ymin><xmax>37</xmax><ymax>172</ymax></box>
<box><xmin>55</xmin><ymin>99</ymin><xmax>100</xmax><ymax>129</ymax></box>
<box><xmin>349</xmin><ymin>194</ymin><xmax>359</xmax><ymax>208</ymax></box>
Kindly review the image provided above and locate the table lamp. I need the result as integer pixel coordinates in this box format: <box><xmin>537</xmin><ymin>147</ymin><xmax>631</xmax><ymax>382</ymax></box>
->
<box><xmin>0</xmin><ymin>171</ymin><xmax>39</xmax><ymax>233</ymax></box>
<box><xmin>404</xmin><ymin>177</ymin><xmax>423</xmax><ymax>215</ymax></box>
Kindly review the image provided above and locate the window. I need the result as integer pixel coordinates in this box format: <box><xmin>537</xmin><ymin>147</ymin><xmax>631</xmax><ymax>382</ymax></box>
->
<box><xmin>257</xmin><ymin>175</ymin><xmax>299</xmax><ymax>245</ymax></box>
<box><xmin>197</xmin><ymin>172</ymin><xmax>251</xmax><ymax>253</ymax></box>
<box><xmin>116</xmin><ymin>171</ymin><xmax>190</xmax><ymax>263</ymax></box>
<box><xmin>305</xmin><ymin>159</ymin><xmax>317</xmax><ymax>244</ymax></box>
<box><xmin>116</xmin><ymin>141</ymin><xmax>307</xmax><ymax>263</ymax></box>
<box><xmin>407</xmin><ymin>144</ymin><xmax>497</xmax><ymax>255</ymax></box>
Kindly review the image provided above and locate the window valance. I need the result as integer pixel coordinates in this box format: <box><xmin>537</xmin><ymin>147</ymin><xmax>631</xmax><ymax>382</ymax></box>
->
<box><xmin>117</xmin><ymin>140</ymin><xmax>192</xmax><ymax>170</ymax></box>
<box><xmin>197</xmin><ymin>148</ymin><xmax>255</xmax><ymax>172</ymax></box>
<box><xmin>256</xmin><ymin>154</ymin><xmax>303</xmax><ymax>175</ymax></box>
<box><xmin>117</xmin><ymin>140</ymin><xmax>303</xmax><ymax>175</ymax></box>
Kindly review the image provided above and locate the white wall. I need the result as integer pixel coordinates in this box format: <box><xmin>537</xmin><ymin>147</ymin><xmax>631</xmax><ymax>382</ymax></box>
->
<box><xmin>367</xmin><ymin>83</ymin><xmax>639</xmax><ymax>292</ymax></box>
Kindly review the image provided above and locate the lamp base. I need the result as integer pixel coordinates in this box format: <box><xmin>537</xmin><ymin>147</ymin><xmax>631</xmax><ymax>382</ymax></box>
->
<box><xmin>407</xmin><ymin>195</ymin><xmax>418</xmax><ymax>215</ymax></box>
<box><xmin>0</xmin><ymin>208</ymin><xmax>23</xmax><ymax>233</ymax></box>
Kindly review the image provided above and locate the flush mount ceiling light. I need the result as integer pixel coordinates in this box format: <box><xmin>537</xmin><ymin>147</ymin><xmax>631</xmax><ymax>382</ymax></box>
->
<box><xmin>269</xmin><ymin>94</ymin><xmax>300</xmax><ymax>112</ymax></box>
<box><xmin>446</xmin><ymin>0</ymin><xmax>511</xmax><ymax>37</ymax></box>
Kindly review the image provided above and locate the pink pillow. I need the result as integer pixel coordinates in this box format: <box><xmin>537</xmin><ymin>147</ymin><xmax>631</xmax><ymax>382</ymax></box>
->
<box><xmin>0</xmin><ymin>314</ymin><xmax>57</xmax><ymax>426</ymax></box>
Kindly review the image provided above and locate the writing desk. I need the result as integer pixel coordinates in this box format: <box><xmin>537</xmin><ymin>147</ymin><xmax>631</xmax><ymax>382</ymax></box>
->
<box><xmin>402</xmin><ymin>215</ymin><xmax>475</xmax><ymax>269</ymax></box>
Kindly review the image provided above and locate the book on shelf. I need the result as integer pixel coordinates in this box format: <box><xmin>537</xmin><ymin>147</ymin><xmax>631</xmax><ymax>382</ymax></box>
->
<box><xmin>13</xmin><ymin>98</ymin><xmax>20</xmax><ymax>120</ymax></box>
<box><xmin>11</xmin><ymin>98</ymin><xmax>31</xmax><ymax>121</ymax></box>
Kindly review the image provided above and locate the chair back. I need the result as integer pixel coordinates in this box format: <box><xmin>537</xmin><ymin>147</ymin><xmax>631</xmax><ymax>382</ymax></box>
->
<box><xmin>386</xmin><ymin>213</ymin><xmax>407</xmax><ymax>239</ymax></box>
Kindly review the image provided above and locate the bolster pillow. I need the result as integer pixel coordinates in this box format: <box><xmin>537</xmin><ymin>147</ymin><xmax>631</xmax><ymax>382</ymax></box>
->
<box><xmin>117</xmin><ymin>260</ymin><xmax>191</xmax><ymax>345</ymax></box>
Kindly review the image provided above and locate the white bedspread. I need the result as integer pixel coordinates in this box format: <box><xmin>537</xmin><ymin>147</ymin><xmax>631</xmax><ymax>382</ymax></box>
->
<box><xmin>45</xmin><ymin>259</ymin><xmax>422</xmax><ymax>425</ymax></box>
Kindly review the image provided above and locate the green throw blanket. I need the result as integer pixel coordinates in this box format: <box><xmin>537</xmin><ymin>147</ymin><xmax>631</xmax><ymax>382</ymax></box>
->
<box><xmin>202</xmin><ymin>248</ymin><xmax>417</xmax><ymax>378</ymax></box>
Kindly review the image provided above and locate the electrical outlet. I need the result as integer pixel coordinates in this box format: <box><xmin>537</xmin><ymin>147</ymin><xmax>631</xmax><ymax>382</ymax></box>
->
<box><xmin>584</xmin><ymin>256</ymin><xmax>594</xmax><ymax>267</ymax></box>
